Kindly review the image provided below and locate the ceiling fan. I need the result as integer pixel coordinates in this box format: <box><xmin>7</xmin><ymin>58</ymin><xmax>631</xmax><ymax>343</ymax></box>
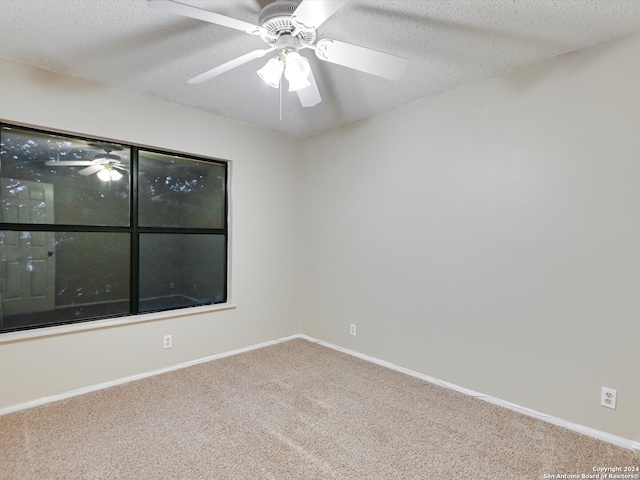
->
<box><xmin>148</xmin><ymin>0</ymin><xmax>408</xmax><ymax>107</ymax></box>
<box><xmin>45</xmin><ymin>144</ymin><xmax>128</xmax><ymax>182</ymax></box>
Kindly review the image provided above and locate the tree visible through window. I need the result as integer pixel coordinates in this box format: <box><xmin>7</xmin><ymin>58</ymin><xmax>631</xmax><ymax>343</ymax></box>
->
<box><xmin>0</xmin><ymin>124</ymin><xmax>228</xmax><ymax>333</ymax></box>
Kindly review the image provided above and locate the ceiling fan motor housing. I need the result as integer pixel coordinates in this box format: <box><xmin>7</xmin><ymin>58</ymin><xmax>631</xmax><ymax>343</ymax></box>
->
<box><xmin>259</xmin><ymin>0</ymin><xmax>315</xmax><ymax>46</ymax></box>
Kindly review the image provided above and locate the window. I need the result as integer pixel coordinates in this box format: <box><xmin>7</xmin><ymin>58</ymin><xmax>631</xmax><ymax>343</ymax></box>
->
<box><xmin>0</xmin><ymin>124</ymin><xmax>228</xmax><ymax>333</ymax></box>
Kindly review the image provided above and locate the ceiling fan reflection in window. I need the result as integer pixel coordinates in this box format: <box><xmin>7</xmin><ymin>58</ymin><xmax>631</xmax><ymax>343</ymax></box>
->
<box><xmin>45</xmin><ymin>144</ymin><xmax>128</xmax><ymax>181</ymax></box>
<box><xmin>148</xmin><ymin>0</ymin><xmax>408</xmax><ymax>107</ymax></box>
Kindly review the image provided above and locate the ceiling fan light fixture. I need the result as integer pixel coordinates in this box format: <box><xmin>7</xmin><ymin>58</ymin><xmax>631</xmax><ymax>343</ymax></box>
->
<box><xmin>110</xmin><ymin>169</ymin><xmax>123</xmax><ymax>181</ymax></box>
<box><xmin>257</xmin><ymin>56</ymin><xmax>285</xmax><ymax>88</ymax></box>
<box><xmin>284</xmin><ymin>51</ymin><xmax>311</xmax><ymax>91</ymax></box>
<box><xmin>286</xmin><ymin>74</ymin><xmax>311</xmax><ymax>92</ymax></box>
<box><xmin>97</xmin><ymin>168</ymin><xmax>113</xmax><ymax>182</ymax></box>
<box><xmin>96</xmin><ymin>165</ymin><xmax>124</xmax><ymax>182</ymax></box>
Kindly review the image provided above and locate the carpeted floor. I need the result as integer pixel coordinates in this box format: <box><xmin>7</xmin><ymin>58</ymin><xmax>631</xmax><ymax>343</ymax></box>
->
<box><xmin>1</xmin><ymin>338</ymin><xmax>638</xmax><ymax>479</ymax></box>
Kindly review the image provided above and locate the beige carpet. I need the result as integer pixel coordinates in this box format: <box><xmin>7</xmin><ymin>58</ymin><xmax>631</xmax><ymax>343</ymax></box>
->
<box><xmin>1</xmin><ymin>339</ymin><xmax>637</xmax><ymax>479</ymax></box>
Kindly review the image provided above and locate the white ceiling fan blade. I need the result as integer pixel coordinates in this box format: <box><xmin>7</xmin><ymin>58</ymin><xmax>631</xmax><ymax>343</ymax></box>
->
<box><xmin>78</xmin><ymin>165</ymin><xmax>104</xmax><ymax>176</ymax></box>
<box><xmin>292</xmin><ymin>1</ymin><xmax>348</xmax><ymax>31</ymax></box>
<box><xmin>44</xmin><ymin>160</ymin><xmax>95</xmax><ymax>166</ymax></box>
<box><xmin>314</xmin><ymin>38</ymin><xmax>408</xmax><ymax>81</ymax></box>
<box><xmin>188</xmin><ymin>47</ymin><xmax>276</xmax><ymax>84</ymax></box>
<box><xmin>297</xmin><ymin>68</ymin><xmax>322</xmax><ymax>108</ymax></box>
<box><xmin>92</xmin><ymin>157</ymin><xmax>121</xmax><ymax>165</ymax></box>
<box><xmin>148</xmin><ymin>0</ymin><xmax>267</xmax><ymax>36</ymax></box>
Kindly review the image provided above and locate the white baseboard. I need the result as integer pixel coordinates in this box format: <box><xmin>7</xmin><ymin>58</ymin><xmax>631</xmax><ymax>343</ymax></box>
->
<box><xmin>297</xmin><ymin>334</ymin><xmax>640</xmax><ymax>452</ymax></box>
<box><xmin>0</xmin><ymin>334</ymin><xmax>300</xmax><ymax>416</ymax></box>
<box><xmin>1</xmin><ymin>332</ymin><xmax>638</xmax><ymax>452</ymax></box>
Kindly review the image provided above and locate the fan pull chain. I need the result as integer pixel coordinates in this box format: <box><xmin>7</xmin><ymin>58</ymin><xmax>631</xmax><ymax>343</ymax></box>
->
<box><xmin>279</xmin><ymin>78</ymin><xmax>283</xmax><ymax>121</ymax></box>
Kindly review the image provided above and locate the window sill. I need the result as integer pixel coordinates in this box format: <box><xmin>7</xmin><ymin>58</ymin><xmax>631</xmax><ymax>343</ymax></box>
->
<box><xmin>0</xmin><ymin>303</ymin><xmax>237</xmax><ymax>344</ymax></box>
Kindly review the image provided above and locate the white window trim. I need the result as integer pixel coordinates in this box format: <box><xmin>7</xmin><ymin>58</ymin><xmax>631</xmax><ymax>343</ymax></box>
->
<box><xmin>0</xmin><ymin>303</ymin><xmax>237</xmax><ymax>344</ymax></box>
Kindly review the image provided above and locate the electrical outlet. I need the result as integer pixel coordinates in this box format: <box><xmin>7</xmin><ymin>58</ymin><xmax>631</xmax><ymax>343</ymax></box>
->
<box><xmin>163</xmin><ymin>334</ymin><xmax>172</xmax><ymax>349</ymax></box>
<box><xmin>350</xmin><ymin>324</ymin><xmax>356</xmax><ymax>336</ymax></box>
<box><xmin>169</xmin><ymin>282</ymin><xmax>175</xmax><ymax>289</ymax></box>
<box><xmin>601</xmin><ymin>387</ymin><xmax>617</xmax><ymax>409</ymax></box>
<box><xmin>105</xmin><ymin>284</ymin><xmax>111</xmax><ymax>293</ymax></box>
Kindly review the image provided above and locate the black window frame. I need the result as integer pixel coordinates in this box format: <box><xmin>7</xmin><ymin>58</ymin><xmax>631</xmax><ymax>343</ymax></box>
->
<box><xmin>0</xmin><ymin>122</ymin><xmax>229</xmax><ymax>333</ymax></box>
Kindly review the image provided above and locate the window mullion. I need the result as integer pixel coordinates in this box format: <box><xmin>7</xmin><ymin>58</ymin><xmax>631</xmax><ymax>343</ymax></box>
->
<box><xmin>130</xmin><ymin>146</ymin><xmax>140</xmax><ymax>315</ymax></box>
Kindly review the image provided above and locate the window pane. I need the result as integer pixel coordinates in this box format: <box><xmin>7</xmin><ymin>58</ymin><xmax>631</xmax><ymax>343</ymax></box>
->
<box><xmin>0</xmin><ymin>231</ymin><xmax>130</xmax><ymax>332</ymax></box>
<box><xmin>138</xmin><ymin>151</ymin><xmax>225</xmax><ymax>228</ymax></box>
<box><xmin>138</xmin><ymin>233</ymin><xmax>226</xmax><ymax>312</ymax></box>
<box><xmin>0</xmin><ymin>126</ymin><xmax>130</xmax><ymax>226</ymax></box>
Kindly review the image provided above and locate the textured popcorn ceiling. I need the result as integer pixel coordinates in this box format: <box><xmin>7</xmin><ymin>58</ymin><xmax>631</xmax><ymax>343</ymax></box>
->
<box><xmin>1</xmin><ymin>0</ymin><xmax>640</xmax><ymax>137</ymax></box>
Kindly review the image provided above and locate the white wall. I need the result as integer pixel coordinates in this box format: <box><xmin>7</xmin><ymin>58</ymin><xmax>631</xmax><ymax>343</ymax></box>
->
<box><xmin>0</xmin><ymin>59</ymin><xmax>300</xmax><ymax>409</ymax></box>
<box><xmin>300</xmin><ymin>32</ymin><xmax>640</xmax><ymax>442</ymax></box>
